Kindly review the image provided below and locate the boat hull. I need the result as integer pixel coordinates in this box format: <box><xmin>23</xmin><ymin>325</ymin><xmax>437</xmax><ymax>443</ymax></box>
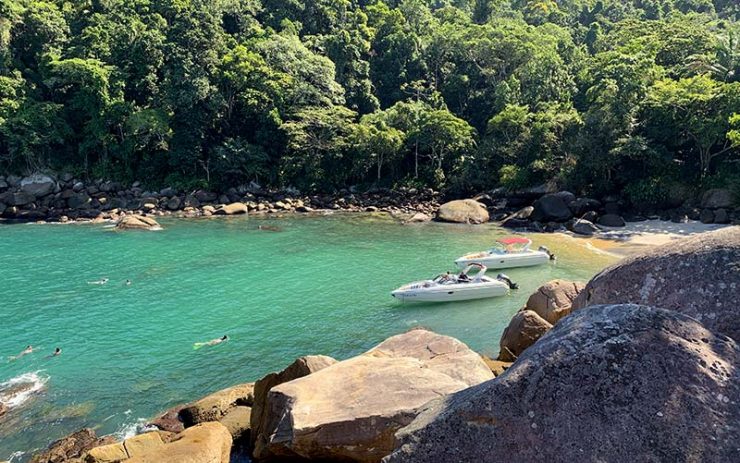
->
<box><xmin>455</xmin><ymin>251</ymin><xmax>549</xmax><ymax>270</ymax></box>
<box><xmin>391</xmin><ymin>282</ymin><xmax>508</xmax><ymax>303</ymax></box>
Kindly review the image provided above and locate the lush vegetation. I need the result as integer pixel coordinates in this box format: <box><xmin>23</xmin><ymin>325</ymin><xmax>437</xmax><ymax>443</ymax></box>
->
<box><xmin>1</xmin><ymin>0</ymin><xmax>739</xmax><ymax>203</ymax></box>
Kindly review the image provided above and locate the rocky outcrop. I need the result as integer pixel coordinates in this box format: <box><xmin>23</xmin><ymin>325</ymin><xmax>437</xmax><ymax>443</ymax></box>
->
<box><xmin>531</xmin><ymin>193</ymin><xmax>573</xmax><ymax>222</ymax></box>
<box><xmin>497</xmin><ymin>310</ymin><xmax>552</xmax><ymax>362</ymax></box>
<box><xmin>20</xmin><ymin>174</ymin><xmax>56</xmax><ymax>198</ymax></box>
<box><xmin>149</xmin><ymin>405</ymin><xmax>186</xmax><ymax>433</ymax></box>
<box><xmin>256</xmin><ymin>329</ymin><xmax>493</xmax><ymax>462</ymax></box>
<box><xmin>115</xmin><ymin>215</ymin><xmax>161</xmax><ymax>231</ymax></box>
<box><xmin>436</xmin><ymin>199</ymin><xmax>489</xmax><ymax>224</ymax></box>
<box><xmin>180</xmin><ymin>383</ymin><xmax>254</xmax><ymax>426</ymax></box>
<box><xmin>88</xmin><ymin>423</ymin><xmax>231</xmax><ymax>463</ymax></box>
<box><xmin>524</xmin><ymin>279</ymin><xmax>585</xmax><ymax>324</ymax></box>
<box><xmin>573</xmin><ymin>226</ymin><xmax>740</xmax><ymax>340</ymax></box>
<box><xmin>569</xmin><ymin>218</ymin><xmax>599</xmax><ymax>235</ymax></box>
<box><xmin>701</xmin><ymin>188</ymin><xmax>735</xmax><ymax>209</ymax></box>
<box><xmin>597</xmin><ymin>213</ymin><xmax>626</xmax><ymax>227</ymax></box>
<box><xmin>384</xmin><ymin>304</ymin><xmax>740</xmax><ymax>463</ymax></box>
<box><xmin>215</xmin><ymin>202</ymin><xmax>248</xmax><ymax>215</ymax></box>
<box><xmin>30</xmin><ymin>429</ymin><xmax>116</xmax><ymax>463</ymax></box>
<box><xmin>250</xmin><ymin>355</ymin><xmax>338</xmax><ymax>457</ymax></box>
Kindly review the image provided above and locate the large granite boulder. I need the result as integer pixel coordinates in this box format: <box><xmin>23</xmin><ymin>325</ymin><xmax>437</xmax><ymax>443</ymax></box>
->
<box><xmin>7</xmin><ymin>191</ymin><xmax>36</xmax><ymax>206</ymax></box>
<box><xmin>497</xmin><ymin>310</ymin><xmax>552</xmax><ymax>362</ymax></box>
<box><xmin>524</xmin><ymin>279</ymin><xmax>585</xmax><ymax>324</ymax></box>
<box><xmin>88</xmin><ymin>423</ymin><xmax>232</xmax><ymax>463</ymax></box>
<box><xmin>385</xmin><ymin>305</ymin><xmax>740</xmax><ymax>463</ymax></box>
<box><xmin>597</xmin><ymin>213</ymin><xmax>626</xmax><ymax>227</ymax></box>
<box><xmin>701</xmin><ymin>188</ymin><xmax>735</xmax><ymax>209</ymax></box>
<box><xmin>531</xmin><ymin>193</ymin><xmax>573</xmax><ymax>222</ymax></box>
<box><xmin>30</xmin><ymin>429</ymin><xmax>116</xmax><ymax>463</ymax></box>
<box><xmin>21</xmin><ymin>174</ymin><xmax>56</xmax><ymax>198</ymax></box>
<box><xmin>115</xmin><ymin>215</ymin><xmax>162</xmax><ymax>231</ymax></box>
<box><xmin>257</xmin><ymin>329</ymin><xmax>494</xmax><ymax>462</ymax></box>
<box><xmin>251</xmin><ymin>355</ymin><xmax>338</xmax><ymax>456</ymax></box>
<box><xmin>436</xmin><ymin>199</ymin><xmax>489</xmax><ymax>224</ymax></box>
<box><xmin>573</xmin><ymin>226</ymin><xmax>740</xmax><ymax>340</ymax></box>
<box><xmin>215</xmin><ymin>202</ymin><xmax>248</xmax><ymax>215</ymax></box>
<box><xmin>180</xmin><ymin>383</ymin><xmax>254</xmax><ymax>426</ymax></box>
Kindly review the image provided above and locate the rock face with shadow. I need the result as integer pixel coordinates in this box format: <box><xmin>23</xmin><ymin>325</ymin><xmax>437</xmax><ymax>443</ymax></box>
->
<box><xmin>384</xmin><ymin>305</ymin><xmax>739</xmax><ymax>463</ymax></box>
<box><xmin>573</xmin><ymin>226</ymin><xmax>740</xmax><ymax>341</ymax></box>
<box><xmin>255</xmin><ymin>329</ymin><xmax>494</xmax><ymax>462</ymax></box>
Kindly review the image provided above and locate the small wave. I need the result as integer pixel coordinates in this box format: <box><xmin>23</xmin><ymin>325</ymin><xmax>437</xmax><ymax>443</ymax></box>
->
<box><xmin>8</xmin><ymin>450</ymin><xmax>25</xmax><ymax>462</ymax></box>
<box><xmin>0</xmin><ymin>371</ymin><xmax>49</xmax><ymax>408</ymax></box>
<box><xmin>114</xmin><ymin>418</ymin><xmax>157</xmax><ymax>441</ymax></box>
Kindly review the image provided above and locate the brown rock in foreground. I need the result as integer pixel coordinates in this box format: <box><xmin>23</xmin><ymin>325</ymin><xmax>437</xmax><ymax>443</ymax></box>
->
<box><xmin>497</xmin><ymin>310</ymin><xmax>552</xmax><ymax>361</ymax></box>
<box><xmin>436</xmin><ymin>199</ymin><xmax>489</xmax><ymax>224</ymax></box>
<box><xmin>88</xmin><ymin>423</ymin><xmax>231</xmax><ymax>463</ymax></box>
<box><xmin>180</xmin><ymin>383</ymin><xmax>254</xmax><ymax>427</ymax></box>
<box><xmin>573</xmin><ymin>226</ymin><xmax>740</xmax><ymax>340</ymax></box>
<box><xmin>524</xmin><ymin>279</ymin><xmax>585</xmax><ymax>324</ymax></box>
<box><xmin>384</xmin><ymin>304</ymin><xmax>740</xmax><ymax>463</ymax></box>
<box><xmin>257</xmin><ymin>329</ymin><xmax>494</xmax><ymax>462</ymax></box>
<box><xmin>250</xmin><ymin>355</ymin><xmax>338</xmax><ymax>457</ymax></box>
<box><xmin>115</xmin><ymin>215</ymin><xmax>161</xmax><ymax>231</ymax></box>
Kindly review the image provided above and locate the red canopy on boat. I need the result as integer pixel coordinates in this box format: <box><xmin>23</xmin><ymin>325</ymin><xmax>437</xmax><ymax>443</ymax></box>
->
<box><xmin>497</xmin><ymin>237</ymin><xmax>531</xmax><ymax>245</ymax></box>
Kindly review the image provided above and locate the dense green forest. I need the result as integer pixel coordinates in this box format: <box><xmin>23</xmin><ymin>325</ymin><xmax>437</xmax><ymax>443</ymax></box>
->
<box><xmin>1</xmin><ymin>0</ymin><xmax>739</xmax><ymax>205</ymax></box>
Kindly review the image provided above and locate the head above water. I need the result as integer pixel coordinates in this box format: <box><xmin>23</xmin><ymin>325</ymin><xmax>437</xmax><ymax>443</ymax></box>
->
<box><xmin>221</xmin><ymin>335</ymin><xmax>229</xmax><ymax>341</ymax></box>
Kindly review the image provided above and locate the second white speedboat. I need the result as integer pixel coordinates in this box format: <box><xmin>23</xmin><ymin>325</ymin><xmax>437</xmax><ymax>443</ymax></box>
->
<box><xmin>391</xmin><ymin>264</ymin><xmax>517</xmax><ymax>303</ymax></box>
<box><xmin>455</xmin><ymin>237</ymin><xmax>555</xmax><ymax>270</ymax></box>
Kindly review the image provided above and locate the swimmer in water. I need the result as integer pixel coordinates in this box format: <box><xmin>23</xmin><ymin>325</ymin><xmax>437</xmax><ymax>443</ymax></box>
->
<box><xmin>9</xmin><ymin>345</ymin><xmax>34</xmax><ymax>361</ymax></box>
<box><xmin>88</xmin><ymin>278</ymin><xmax>109</xmax><ymax>285</ymax></box>
<box><xmin>125</xmin><ymin>279</ymin><xmax>132</xmax><ymax>286</ymax></box>
<box><xmin>46</xmin><ymin>347</ymin><xmax>62</xmax><ymax>359</ymax></box>
<box><xmin>193</xmin><ymin>335</ymin><xmax>229</xmax><ymax>350</ymax></box>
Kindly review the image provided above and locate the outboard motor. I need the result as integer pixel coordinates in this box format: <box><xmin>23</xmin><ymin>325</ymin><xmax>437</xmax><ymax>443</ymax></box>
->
<box><xmin>496</xmin><ymin>273</ymin><xmax>519</xmax><ymax>290</ymax></box>
<box><xmin>539</xmin><ymin>245</ymin><xmax>556</xmax><ymax>261</ymax></box>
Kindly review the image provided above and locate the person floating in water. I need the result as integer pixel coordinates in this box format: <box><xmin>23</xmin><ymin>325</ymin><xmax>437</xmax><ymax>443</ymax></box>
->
<box><xmin>193</xmin><ymin>335</ymin><xmax>229</xmax><ymax>350</ymax></box>
<box><xmin>88</xmin><ymin>278</ymin><xmax>109</xmax><ymax>285</ymax></box>
<box><xmin>46</xmin><ymin>347</ymin><xmax>62</xmax><ymax>359</ymax></box>
<box><xmin>125</xmin><ymin>279</ymin><xmax>132</xmax><ymax>286</ymax></box>
<box><xmin>9</xmin><ymin>345</ymin><xmax>34</xmax><ymax>361</ymax></box>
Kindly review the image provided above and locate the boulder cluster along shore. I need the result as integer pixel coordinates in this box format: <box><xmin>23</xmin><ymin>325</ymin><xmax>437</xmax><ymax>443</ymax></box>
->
<box><xmin>0</xmin><ymin>174</ymin><xmax>737</xmax><ymax>234</ymax></box>
<box><xmin>15</xmin><ymin>227</ymin><xmax>738</xmax><ymax>463</ymax></box>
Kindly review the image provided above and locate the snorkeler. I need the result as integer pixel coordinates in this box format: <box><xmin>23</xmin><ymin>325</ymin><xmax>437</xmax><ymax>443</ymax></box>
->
<box><xmin>193</xmin><ymin>335</ymin><xmax>229</xmax><ymax>350</ymax></box>
<box><xmin>88</xmin><ymin>278</ymin><xmax>109</xmax><ymax>285</ymax></box>
<box><xmin>9</xmin><ymin>345</ymin><xmax>34</xmax><ymax>361</ymax></box>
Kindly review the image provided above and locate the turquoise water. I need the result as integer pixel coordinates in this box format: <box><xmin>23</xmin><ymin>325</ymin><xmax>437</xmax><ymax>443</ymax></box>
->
<box><xmin>0</xmin><ymin>214</ymin><xmax>617</xmax><ymax>460</ymax></box>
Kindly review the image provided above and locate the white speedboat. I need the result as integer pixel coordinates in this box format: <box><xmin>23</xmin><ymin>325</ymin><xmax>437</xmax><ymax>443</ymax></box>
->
<box><xmin>391</xmin><ymin>264</ymin><xmax>517</xmax><ymax>303</ymax></box>
<box><xmin>455</xmin><ymin>237</ymin><xmax>555</xmax><ymax>270</ymax></box>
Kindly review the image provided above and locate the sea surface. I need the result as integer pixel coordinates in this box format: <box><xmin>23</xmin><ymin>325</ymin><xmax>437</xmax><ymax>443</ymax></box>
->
<box><xmin>0</xmin><ymin>213</ymin><xmax>618</xmax><ymax>461</ymax></box>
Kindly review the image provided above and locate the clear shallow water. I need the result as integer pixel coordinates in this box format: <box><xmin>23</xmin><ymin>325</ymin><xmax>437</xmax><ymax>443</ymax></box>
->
<box><xmin>0</xmin><ymin>214</ymin><xmax>618</xmax><ymax>460</ymax></box>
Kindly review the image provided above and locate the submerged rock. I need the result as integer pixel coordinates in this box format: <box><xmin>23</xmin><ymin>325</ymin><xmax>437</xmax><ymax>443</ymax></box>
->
<box><xmin>573</xmin><ymin>226</ymin><xmax>740</xmax><ymax>341</ymax></box>
<box><xmin>115</xmin><ymin>215</ymin><xmax>162</xmax><ymax>231</ymax></box>
<box><xmin>436</xmin><ymin>199</ymin><xmax>489</xmax><ymax>224</ymax></box>
<box><xmin>257</xmin><ymin>329</ymin><xmax>493</xmax><ymax>462</ymax></box>
<box><xmin>30</xmin><ymin>429</ymin><xmax>116</xmax><ymax>463</ymax></box>
<box><xmin>385</xmin><ymin>305</ymin><xmax>740</xmax><ymax>463</ymax></box>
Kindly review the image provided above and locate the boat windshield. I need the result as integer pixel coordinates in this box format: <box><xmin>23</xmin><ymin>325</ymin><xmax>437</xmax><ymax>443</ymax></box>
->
<box><xmin>491</xmin><ymin>237</ymin><xmax>532</xmax><ymax>254</ymax></box>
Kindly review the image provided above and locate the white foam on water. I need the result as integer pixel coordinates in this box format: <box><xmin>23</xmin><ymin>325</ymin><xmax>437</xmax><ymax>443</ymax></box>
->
<box><xmin>7</xmin><ymin>450</ymin><xmax>25</xmax><ymax>462</ymax></box>
<box><xmin>0</xmin><ymin>371</ymin><xmax>49</xmax><ymax>408</ymax></box>
<box><xmin>114</xmin><ymin>418</ymin><xmax>157</xmax><ymax>441</ymax></box>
